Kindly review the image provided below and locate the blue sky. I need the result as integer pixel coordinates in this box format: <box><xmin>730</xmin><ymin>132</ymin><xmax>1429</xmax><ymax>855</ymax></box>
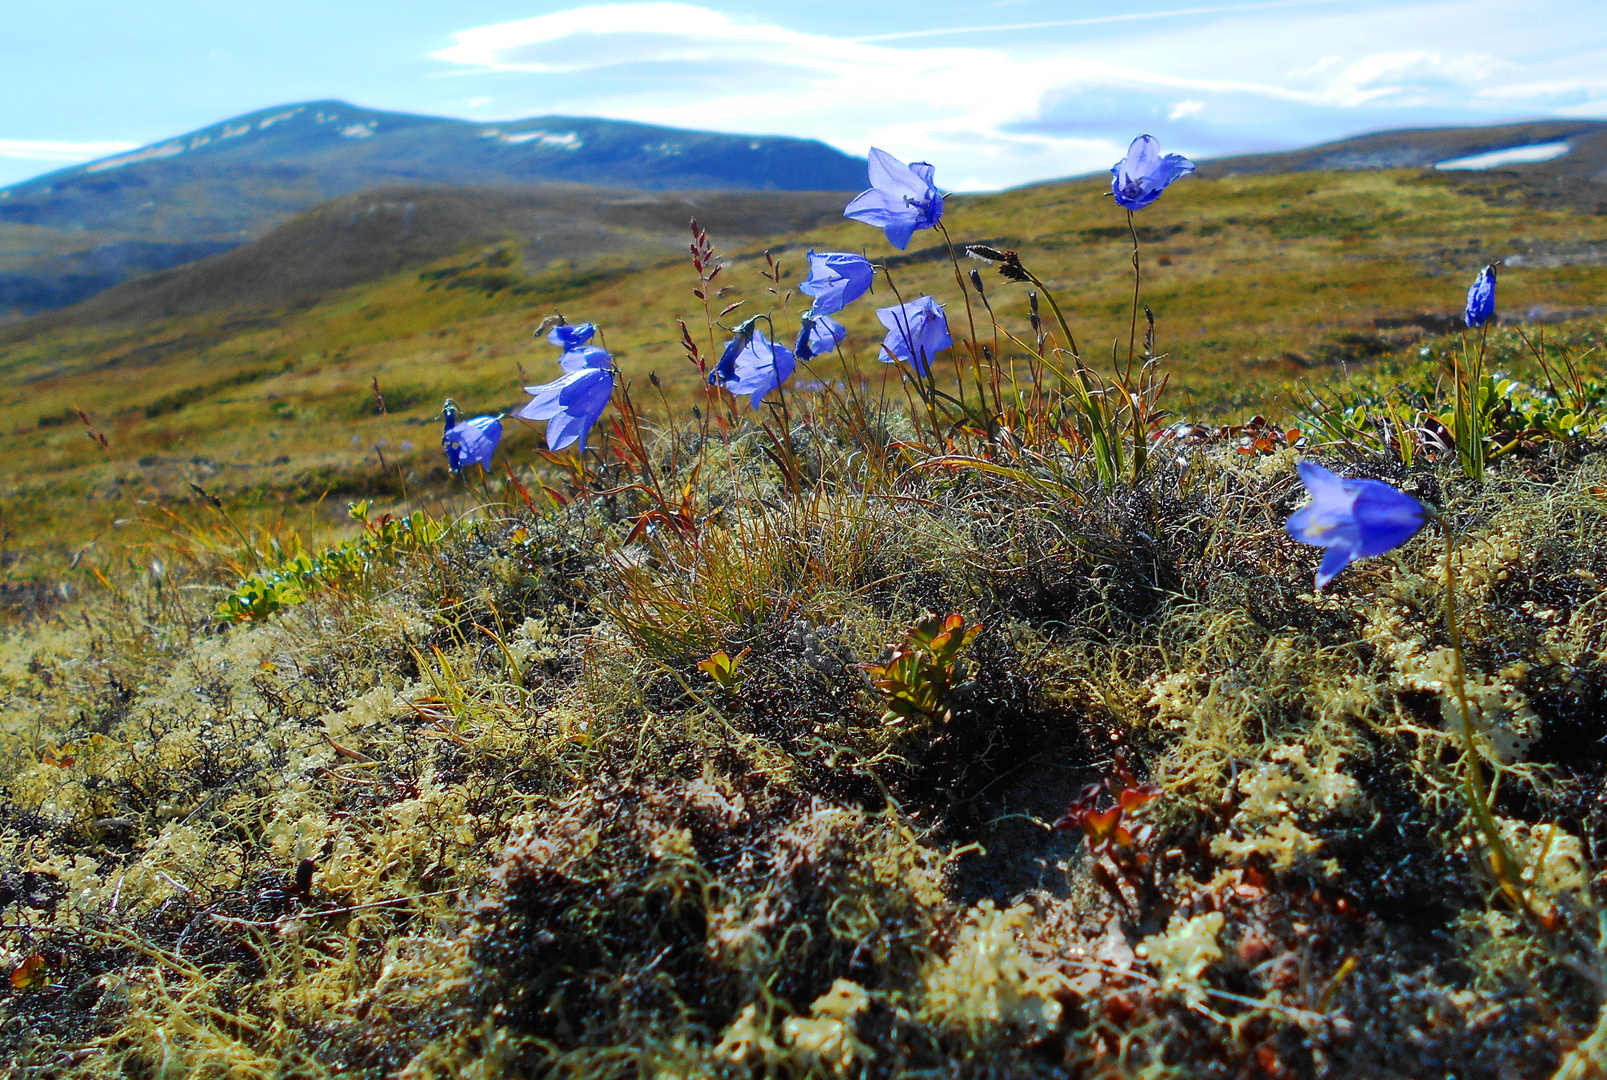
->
<box><xmin>3</xmin><ymin>0</ymin><xmax>1604</xmax><ymax>189</ymax></box>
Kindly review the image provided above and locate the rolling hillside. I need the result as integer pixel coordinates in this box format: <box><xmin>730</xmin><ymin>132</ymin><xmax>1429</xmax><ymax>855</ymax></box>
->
<box><xmin>7</xmin><ymin>185</ymin><xmax>853</xmax><ymax>329</ymax></box>
<box><xmin>1203</xmin><ymin>119</ymin><xmax>1607</xmax><ymax>213</ymax></box>
<box><xmin>2</xmin><ymin>158</ymin><xmax>1605</xmax><ymax>577</ymax></box>
<box><xmin>0</xmin><ymin>100</ymin><xmax>865</xmax><ymax>316</ymax></box>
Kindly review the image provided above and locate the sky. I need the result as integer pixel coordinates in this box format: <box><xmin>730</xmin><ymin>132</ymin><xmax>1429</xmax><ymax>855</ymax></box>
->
<box><xmin>2</xmin><ymin>0</ymin><xmax>1604</xmax><ymax>190</ymax></box>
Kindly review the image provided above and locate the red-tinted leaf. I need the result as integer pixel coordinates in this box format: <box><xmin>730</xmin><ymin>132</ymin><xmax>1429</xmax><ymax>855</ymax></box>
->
<box><xmin>1083</xmin><ymin>806</ymin><xmax>1122</xmax><ymax>847</ymax></box>
<box><xmin>1118</xmin><ymin>784</ymin><xmax>1163</xmax><ymax>813</ymax></box>
<box><xmin>10</xmin><ymin>954</ymin><xmax>45</xmax><ymax>990</ymax></box>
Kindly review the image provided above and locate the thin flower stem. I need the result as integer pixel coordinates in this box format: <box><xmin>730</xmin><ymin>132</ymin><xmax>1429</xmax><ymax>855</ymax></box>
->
<box><xmin>213</xmin><ymin>503</ymin><xmax>263</xmax><ymax>573</ymax></box>
<box><xmin>1022</xmin><ymin>270</ymin><xmax>1080</xmax><ymax>362</ymax></box>
<box><xmin>1020</xmin><ymin>268</ymin><xmax>1124</xmax><ymax>483</ymax></box>
<box><xmin>879</xmin><ymin>267</ymin><xmax>944</xmax><ymax>441</ymax></box>
<box><xmin>936</xmin><ymin>220</ymin><xmax>996</xmax><ymax>419</ymax></box>
<box><xmin>1126</xmin><ymin>209</ymin><xmax>1141</xmax><ymax>380</ymax></box>
<box><xmin>1440</xmin><ymin>515</ymin><xmax>1531</xmax><ymax>917</ymax></box>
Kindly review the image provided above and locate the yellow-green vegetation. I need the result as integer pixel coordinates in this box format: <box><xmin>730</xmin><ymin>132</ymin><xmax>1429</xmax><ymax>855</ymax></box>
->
<box><xmin>6</xmin><ymin>166</ymin><xmax>1607</xmax><ymax>1078</ymax></box>
<box><xmin>2</xmin><ymin>167</ymin><xmax>1604</xmax><ymax>570</ymax></box>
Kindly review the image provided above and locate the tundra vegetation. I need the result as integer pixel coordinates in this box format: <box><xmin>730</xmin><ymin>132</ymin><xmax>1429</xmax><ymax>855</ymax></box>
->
<box><xmin>4</xmin><ymin>141</ymin><xmax>1607</xmax><ymax>1079</ymax></box>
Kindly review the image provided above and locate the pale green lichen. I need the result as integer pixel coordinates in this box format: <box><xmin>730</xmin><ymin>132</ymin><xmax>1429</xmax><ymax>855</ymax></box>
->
<box><xmin>917</xmin><ymin>900</ymin><xmax>1066</xmax><ymax>1042</ymax></box>
<box><xmin>1211</xmin><ymin>743</ymin><xmax>1365</xmax><ymax>871</ymax></box>
<box><xmin>1136</xmin><ymin>911</ymin><xmax>1226</xmax><ymax>1007</ymax></box>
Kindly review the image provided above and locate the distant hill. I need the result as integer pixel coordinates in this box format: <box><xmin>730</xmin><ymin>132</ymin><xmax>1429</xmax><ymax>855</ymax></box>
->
<box><xmin>0</xmin><ymin>100</ymin><xmax>866</xmax><ymax>317</ymax></box>
<box><xmin>8</xmin><ymin>184</ymin><xmax>852</xmax><ymax>333</ymax></box>
<box><xmin>11</xmin><ymin>112</ymin><xmax>1606</xmax><ymax>323</ymax></box>
<box><xmin>1200</xmin><ymin>119</ymin><xmax>1607</xmax><ymax>213</ymax></box>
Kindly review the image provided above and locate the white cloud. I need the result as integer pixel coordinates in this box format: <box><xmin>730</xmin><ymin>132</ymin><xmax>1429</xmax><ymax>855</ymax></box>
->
<box><xmin>0</xmin><ymin>138</ymin><xmax>139</xmax><ymax>163</ymax></box>
<box><xmin>431</xmin><ymin>2</ymin><xmax>1607</xmax><ymax>189</ymax></box>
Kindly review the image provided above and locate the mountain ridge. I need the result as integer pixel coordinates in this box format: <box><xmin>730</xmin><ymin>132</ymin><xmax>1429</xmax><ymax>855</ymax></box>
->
<box><xmin>1</xmin><ymin>100</ymin><xmax>867</xmax><ymax>231</ymax></box>
<box><xmin>7</xmin><ymin>112</ymin><xmax>1607</xmax><ymax>322</ymax></box>
<box><xmin>0</xmin><ymin>100</ymin><xmax>867</xmax><ymax>317</ymax></box>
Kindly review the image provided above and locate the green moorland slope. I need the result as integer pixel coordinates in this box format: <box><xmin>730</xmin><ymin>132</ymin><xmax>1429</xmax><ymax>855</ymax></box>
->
<box><xmin>6</xmin><ymin>164</ymin><xmax>1607</xmax><ymax>1077</ymax></box>
<box><xmin>1</xmin><ymin>166</ymin><xmax>1603</xmax><ymax>576</ymax></box>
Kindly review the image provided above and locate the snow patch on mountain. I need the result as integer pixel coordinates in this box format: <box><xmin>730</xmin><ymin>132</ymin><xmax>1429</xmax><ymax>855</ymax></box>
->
<box><xmin>257</xmin><ymin>108</ymin><xmax>305</xmax><ymax>131</ymax></box>
<box><xmin>85</xmin><ymin>141</ymin><xmax>187</xmax><ymax>174</ymax></box>
<box><xmin>1435</xmin><ymin>141</ymin><xmax>1571</xmax><ymax>170</ymax></box>
<box><xmin>497</xmin><ymin>130</ymin><xmax>582</xmax><ymax>150</ymax></box>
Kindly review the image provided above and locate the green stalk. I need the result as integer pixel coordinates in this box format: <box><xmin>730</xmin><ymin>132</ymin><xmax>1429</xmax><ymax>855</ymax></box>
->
<box><xmin>1454</xmin><ymin>324</ymin><xmax>1489</xmax><ymax>483</ymax></box>
<box><xmin>936</xmin><ymin>220</ymin><xmax>996</xmax><ymax>418</ymax></box>
<box><xmin>1021</xmin><ymin>269</ymin><xmax>1122</xmax><ymax>485</ymax></box>
<box><xmin>1440</xmin><ymin>515</ymin><xmax>1530</xmax><ymax>916</ymax></box>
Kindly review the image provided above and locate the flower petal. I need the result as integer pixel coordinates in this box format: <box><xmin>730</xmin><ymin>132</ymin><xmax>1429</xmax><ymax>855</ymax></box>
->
<box><xmin>842</xmin><ymin>187</ymin><xmax>900</xmax><ymax>228</ymax></box>
<box><xmin>1351</xmin><ymin>481</ymin><xmax>1429</xmax><ymax>556</ymax></box>
<box><xmin>547</xmin><ymin>323</ymin><xmax>596</xmax><ymax>350</ymax></box>
<box><xmin>865</xmin><ymin>147</ymin><xmax>924</xmax><ymax>200</ymax></box>
<box><xmin>726</xmin><ymin>333</ymin><xmax>797</xmax><ymax>409</ymax></box>
<box><xmin>881</xmin><ymin>216</ymin><xmax>920</xmax><ymax>251</ymax></box>
<box><xmin>517</xmin><ymin>370</ymin><xmax>587</xmax><ymax>420</ymax></box>
<box><xmin>1315</xmin><ymin>544</ymin><xmax>1358</xmax><ymax>589</ymax></box>
<box><xmin>1296</xmin><ymin>461</ymin><xmax>1348</xmax><ymax>500</ymax></box>
<box><xmin>559</xmin><ymin>345</ymin><xmax>612</xmax><ymax>373</ymax></box>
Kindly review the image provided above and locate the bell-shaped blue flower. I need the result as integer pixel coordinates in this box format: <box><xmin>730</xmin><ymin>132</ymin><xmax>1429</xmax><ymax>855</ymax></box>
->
<box><xmin>1287</xmin><ymin>462</ymin><xmax>1430</xmax><ymax>588</ymax></box>
<box><xmin>559</xmin><ymin>344</ymin><xmax>613</xmax><ymax>373</ymax></box>
<box><xmin>877</xmin><ymin>296</ymin><xmax>951</xmax><ymax>376</ymax></box>
<box><xmin>799</xmin><ymin>251</ymin><xmax>874</xmax><ymax>316</ymax></box>
<box><xmin>547</xmin><ymin>322</ymin><xmax>596</xmax><ymax>350</ymax></box>
<box><xmin>711</xmin><ymin>318</ymin><xmax>761</xmax><ymax>385</ymax></box>
<box><xmin>712</xmin><ymin>330</ymin><xmax>796</xmax><ymax>410</ymax></box>
<box><xmin>1465</xmin><ymin>265</ymin><xmax>1497</xmax><ymax>328</ymax></box>
<box><xmin>442</xmin><ymin>414</ymin><xmax>503</xmax><ymax>473</ymax></box>
<box><xmin>843</xmin><ymin>148</ymin><xmax>943</xmax><ymax>251</ymax></box>
<box><xmin>1111</xmin><ymin>135</ymin><xmax>1195</xmax><ymax>211</ymax></box>
<box><xmin>795</xmin><ymin>312</ymin><xmax>847</xmax><ymax>362</ymax></box>
<box><xmin>518</xmin><ymin>366</ymin><xmax>614</xmax><ymax>452</ymax></box>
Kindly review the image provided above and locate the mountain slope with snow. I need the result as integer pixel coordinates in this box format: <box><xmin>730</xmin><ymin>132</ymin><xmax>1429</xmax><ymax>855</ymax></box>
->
<box><xmin>0</xmin><ymin>101</ymin><xmax>867</xmax><ymax>316</ymax></box>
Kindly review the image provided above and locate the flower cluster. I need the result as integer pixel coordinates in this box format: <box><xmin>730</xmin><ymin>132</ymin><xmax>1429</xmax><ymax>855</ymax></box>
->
<box><xmin>794</xmin><ymin>250</ymin><xmax>869</xmax><ymax>362</ymax></box>
<box><xmin>517</xmin><ymin>321</ymin><xmax>615</xmax><ymax>452</ymax></box>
